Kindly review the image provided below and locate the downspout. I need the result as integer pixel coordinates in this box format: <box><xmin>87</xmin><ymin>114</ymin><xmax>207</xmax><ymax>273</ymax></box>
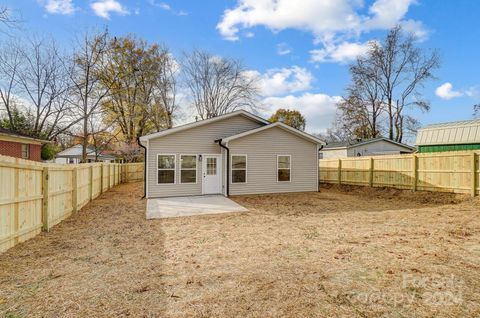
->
<box><xmin>318</xmin><ymin>144</ymin><xmax>324</xmax><ymax>192</ymax></box>
<box><xmin>215</xmin><ymin>138</ymin><xmax>230</xmax><ymax>196</ymax></box>
<box><xmin>137</xmin><ymin>137</ymin><xmax>147</xmax><ymax>199</ymax></box>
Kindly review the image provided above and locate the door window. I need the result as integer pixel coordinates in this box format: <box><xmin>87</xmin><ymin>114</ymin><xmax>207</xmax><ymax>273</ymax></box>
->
<box><xmin>206</xmin><ymin>157</ymin><xmax>217</xmax><ymax>175</ymax></box>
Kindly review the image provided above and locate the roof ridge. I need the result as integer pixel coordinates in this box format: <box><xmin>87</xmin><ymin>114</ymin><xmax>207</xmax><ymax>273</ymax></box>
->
<box><xmin>140</xmin><ymin>110</ymin><xmax>270</xmax><ymax>141</ymax></box>
<box><xmin>422</xmin><ymin>118</ymin><xmax>480</xmax><ymax>129</ymax></box>
<box><xmin>222</xmin><ymin>121</ymin><xmax>325</xmax><ymax>145</ymax></box>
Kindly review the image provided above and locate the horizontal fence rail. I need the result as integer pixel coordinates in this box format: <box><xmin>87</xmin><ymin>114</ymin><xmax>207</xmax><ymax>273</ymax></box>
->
<box><xmin>319</xmin><ymin>151</ymin><xmax>480</xmax><ymax>196</ymax></box>
<box><xmin>0</xmin><ymin>156</ymin><xmax>145</xmax><ymax>253</ymax></box>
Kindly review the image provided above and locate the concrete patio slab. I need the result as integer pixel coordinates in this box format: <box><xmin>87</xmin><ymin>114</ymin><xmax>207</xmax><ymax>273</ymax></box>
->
<box><xmin>146</xmin><ymin>195</ymin><xmax>248</xmax><ymax>219</ymax></box>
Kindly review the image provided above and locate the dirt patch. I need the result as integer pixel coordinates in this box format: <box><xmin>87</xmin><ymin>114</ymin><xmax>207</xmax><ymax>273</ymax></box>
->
<box><xmin>1</xmin><ymin>182</ymin><xmax>479</xmax><ymax>317</ymax></box>
<box><xmin>320</xmin><ymin>183</ymin><xmax>469</xmax><ymax>205</ymax></box>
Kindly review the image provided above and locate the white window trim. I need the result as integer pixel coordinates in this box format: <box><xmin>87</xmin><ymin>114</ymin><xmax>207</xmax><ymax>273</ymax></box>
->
<box><xmin>231</xmin><ymin>154</ymin><xmax>247</xmax><ymax>184</ymax></box>
<box><xmin>179</xmin><ymin>154</ymin><xmax>198</xmax><ymax>184</ymax></box>
<box><xmin>157</xmin><ymin>154</ymin><xmax>176</xmax><ymax>185</ymax></box>
<box><xmin>21</xmin><ymin>144</ymin><xmax>29</xmax><ymax>159</ymax></box>
<box><xmin>277</xmin><ymin>154</ymin><xmax>291</xmax><ymax>182</ymax></box>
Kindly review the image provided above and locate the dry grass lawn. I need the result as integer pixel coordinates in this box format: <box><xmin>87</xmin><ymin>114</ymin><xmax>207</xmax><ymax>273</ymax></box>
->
<box><xmin>1</xmin><ymin>182</ymin><xmax>479</xmax><ymax>317</ymax></box>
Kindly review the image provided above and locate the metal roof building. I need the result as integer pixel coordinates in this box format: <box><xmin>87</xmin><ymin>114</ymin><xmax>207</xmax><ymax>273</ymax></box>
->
<box><xmin>415</xmin><ymin>119</ymin><xmax>480</xmax><ymax>152</ymax></box>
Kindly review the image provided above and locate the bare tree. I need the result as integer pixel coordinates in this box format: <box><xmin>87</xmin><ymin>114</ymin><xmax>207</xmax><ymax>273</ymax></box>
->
<box><xmin>474</xmin><ymin>104</ymin><xmax>480</xmax><ymax>118</ymax></box>
<box><xmin>182</xmin><ymin>50</ymin><xmax>258</xmax><ymax>119</ymax></box>
<box><xmin>343</xmin><ymin>56</ymin><xmax>385</xmax><ymax>139</ymax></box>
<box><xmin>0</xmin><ymin>6</ymin><xmax>19</xmax><ymax>31</ymax></box>
<box><xmin>352</xmin><ymin>26</ymin><xmax>440</xmax><ymax>142</ymax></box>
<box><xmin>70</xmin><ymin>29</ymin><xmax>111</xmax><ymax>163</ymax></box>
<box><xmin>155</xmin><ymin>51</ymin><xmax>179</xmax><ymax>129</ymax></box>
<box><xmin>16</xmin><ymin>37</ymin><xmax>78</xmax><ymax>139</ymax></box>
<box><xmin>314</xmin><ymin>121</ymin><xmax>351</xmax><ymax>144</ymax></box>
<box><xmin>0</xmin><ymin>41</ymin><xmax>22</xmax><ymax>130</ymax></box>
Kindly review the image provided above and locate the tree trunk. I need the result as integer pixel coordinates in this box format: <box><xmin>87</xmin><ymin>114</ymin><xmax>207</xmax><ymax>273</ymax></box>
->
<box><xmin>387</xmin><ymin>98</ymin><xmax>394</xmax><ymax>140</ymax></box>
<box><xmin>82</xmin><ymin>116</ymin><xmax>88</xmax><ymax>163</ymax></box>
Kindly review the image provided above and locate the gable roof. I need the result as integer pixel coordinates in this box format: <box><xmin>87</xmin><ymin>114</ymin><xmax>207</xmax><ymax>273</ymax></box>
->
<box><xmin>416</xmin><ymin>118</ymin><xmax>480</xmax><ymax>146</ymax></box>
<box><xmin>0</xmin><ymin>127</ymin><xmax>49</xmax><ymax>145</ymax></box>
<box><xmin>221</xmin><ymin>122</ymin><xmax>325</xmax><ymax>145</ymax></box>
<box><xmin>323</xmin><ymin>137</ymin><xmax>415</xmax><ymax>151</ymax></box>
<box><xmin>139</xmin><ymin>110</ymin><xmax>270</xmax><ymax>142</ymax></box>
<box><xmin>56</xmin><ymin>145</ymin><xmax>116</xmax><ymax>159</ymax></box>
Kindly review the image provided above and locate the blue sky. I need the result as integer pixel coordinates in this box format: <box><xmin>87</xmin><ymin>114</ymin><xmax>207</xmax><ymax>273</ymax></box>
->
<box><xmin>4</xmin><ymin>0</ymin><xmax>480</xmax><ymax>138</ymax></box>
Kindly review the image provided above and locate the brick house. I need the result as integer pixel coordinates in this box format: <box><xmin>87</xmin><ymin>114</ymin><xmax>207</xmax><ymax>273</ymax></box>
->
<box><xmin>0</xmin><ymin>128</ymin><xmax>49</xmax><ymax>161</ymax></box>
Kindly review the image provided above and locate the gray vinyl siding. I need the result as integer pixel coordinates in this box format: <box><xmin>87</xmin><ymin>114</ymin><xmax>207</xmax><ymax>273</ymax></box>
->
<box><xmin>347</xmin><ymin>140</ymin><xmax>414</xmax><ymax>156</ymax></box>
<box><xmin>147</xmin><ymin>115</ymin><xmax>264</xmax><ymax>198</ymax></box>
<box><xmin>228</xmin><ymin>126</ymin><xmax>318</xmax><ymax>195</ymax></box>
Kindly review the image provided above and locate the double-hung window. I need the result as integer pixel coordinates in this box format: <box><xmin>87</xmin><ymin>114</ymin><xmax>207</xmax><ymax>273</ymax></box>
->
<box><xmin>158</xmin><ymin>154</ymin><xmax>175</xmax><ymax>184</ymax></box>
<box><xmin>21</xmin><ymin>144</ymin><xmax>29</xmax><ymax>159</ymax></box>
<box><xmin>231</xmin><ymin>155</ymin><xmax>247</xmax><ymax>183</ymax></box>
<box><xmin>180</xmin><ymin>155</ymin><xmax>197</xmax><ymax>184</ymax></box>
<box><xmin>277</xmin><ymin>155</ymin><xmax>291</xmax><ymax>182</ymax></box>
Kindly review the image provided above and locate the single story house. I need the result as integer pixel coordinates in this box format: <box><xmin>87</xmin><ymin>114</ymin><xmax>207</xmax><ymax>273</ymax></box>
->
<box><xmin>319</xmin><ymin>137</ymin><xmax>416</xmax><ymax>159</ymax></box>
<box><xmin>0</xmin><ymin>128</ymin><xmax>48</xmax><ymax>161</ymax></box>
<box><xmin>416</xmin><ymin>119</ymin><xmax>480</xmax><ymax>153</ymax></box>
<box><xmin>139</xmin><ymin>110</ymin><xmax>325</xmax><ymax>198</ymax></box>
<box><xmin>55</xmin><ymin>144</ymin><xmax>117</xmax><ymax>164</ymax></box>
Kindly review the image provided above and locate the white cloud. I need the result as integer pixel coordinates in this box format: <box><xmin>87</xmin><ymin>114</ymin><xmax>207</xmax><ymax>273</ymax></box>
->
<box><xmin>218</xmin><ymin>0</ymin><xmax>421</xmax><ymax>41</ymax></box>
<box><xmin>217</xmin><ymin>0</ymin><xmax>425</xmax><ymax>63</ymax></box>
<box><xmin>435</xmin><ymin>82</ymin><xmax>463</xmax><ymax>100</ymax></box>
<box><xmin>466</xmin><ymin>86</ymin><xmax>479</xmax><ymax>98</ymax></box>
<box><xmin>400</xmin><ymin>19</ymin><xmax>429</xmax><ymax>42</ymax></box>
<box><xmin>363</xmin><ymin>0</ymin><xmax>417</xmax><ymax>30</ymax></box>
<box><xmin>310</xmin><ymin>40</ymin><xmax>373</xmax><ymax>63</ymax></box>
<box><xmin>245</xmin><ymin>66</ymin><xmax>314</xmax><ymax>97</ymax></box>
<box><xmin>91</xmin><ymin>0</ymin><xmax>129</xmax><ymax>19</ymax></box>
<box><xmin>40</xmin><ymin>0</ymin><xmax>75</xmax><ymax>15</ymax></box>
<box><xmin>262</xmin><ymin>93</ymin><xmax>341</xmax><ymax>133</ymax></box>
<box><xmin>277</xmin><ymin>42</ymin><xmax>292</xmax><ymax>56</ymax></box>
<box><xmin>148</xmin><ymin>0</ymin><xmax>188</xmax><ymax>16</ymax></box>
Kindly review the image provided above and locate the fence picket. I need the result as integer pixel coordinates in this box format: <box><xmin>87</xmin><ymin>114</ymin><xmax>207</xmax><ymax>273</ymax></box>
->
<box><xmin>320</xmin><ymin>151</ymin><xmax>480</xmax><ymax>197</ymax></box>
<box><xmin>0</xmin><ymin>157</ymin><xmax>144</xmax><ymax>254</ymax></box>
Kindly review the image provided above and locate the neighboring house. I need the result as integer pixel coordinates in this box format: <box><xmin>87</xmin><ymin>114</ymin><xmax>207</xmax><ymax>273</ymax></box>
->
<box><xmin>416</xmin><ymin>119</ymin><xmax>480</xmax><ymax>153</ymax></box>
<box><xmin>55</xmin><ymin>144</ymin><xmax>116</xmax><ymax>164</ymax></box>
<box><xmin>319</xmin><ymin>137</ymin><xmax>416</xmax><ymax>159</ymax></box>
<box><xmin>0</xmin><ymin>128</ymin><xmax>48</xmax><ymax>161</ymax></box>
<box><xmin>139</xmin><ymin>110</ymin><xmax>324</xmax><ymax>198</ymax></box>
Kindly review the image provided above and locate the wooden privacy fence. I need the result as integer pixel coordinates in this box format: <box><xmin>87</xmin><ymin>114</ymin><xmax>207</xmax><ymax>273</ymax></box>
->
<box><xmin>319</xmin><ymin>151</ymin><xmax>480</xmax><ymax>196</ymax></box>
<box><xmin>0</xmin><ymin>156</ymin><xmax>144</xmax><ymax>253</ymax></box>
<box><xmin>121</xmin><ymin>162</ymin><xmax>144</xmax><ymax>182</ymax></box>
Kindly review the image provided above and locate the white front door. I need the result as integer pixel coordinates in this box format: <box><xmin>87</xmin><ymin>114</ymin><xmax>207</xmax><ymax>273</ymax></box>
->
<box><xmin>202</xmin><ymin>155</ymin><xmax>222</xmax><ymax>194</ymax></box>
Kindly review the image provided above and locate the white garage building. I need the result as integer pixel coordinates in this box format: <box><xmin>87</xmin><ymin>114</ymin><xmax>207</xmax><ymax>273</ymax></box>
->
<box><xmin>319</xmin><ymin>137</ymin><xmax>416</xmax><ymax>159</ymax></box>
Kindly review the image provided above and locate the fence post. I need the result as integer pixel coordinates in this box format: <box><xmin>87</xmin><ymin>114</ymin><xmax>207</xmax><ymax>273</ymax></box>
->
<box><xmin>338</xmin><ymin>159</ymin><xmax>342</xmax><ymax>185</ymax></box>
<box><xmin>412</xmin><ymin>154</ymin><xmax>418</xmax><ymax>192</ymax></box>
<box><xmin>14</xmin><ymin>166</ymin><xmax>19</xmax><ymax>244</ymax></box>
<box><xmin>369</xmin><ymin>157</ymin><xmax>374</xmax><ymax>187</ymax></box>
<box><xmin>72</xmin><ymin>167</ymin><xmax>78</xmax><ymax>213</ymax></box>
<box><xmin>89</xmin><ymin>165</ymin><xmax>93</xmax><ymax>201</ymax></box>
<box><xmin>107</xmin><ymin>165</ymin><xmax>110</xmax><ymax>189</ymax></box>
<box><xmin>42</xmin><ymin>167</ymin><xmax>50</xmax><ymax>232</ymax></box>
<box><xmin>100</xmin><ymin>164</ymin><xmax>104</xmax><ymax>193</ymax></box>
<box><xmin>471</xmin><ymin>152</ymin><xmax>477</xmax><ymax>197</ymax></box>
